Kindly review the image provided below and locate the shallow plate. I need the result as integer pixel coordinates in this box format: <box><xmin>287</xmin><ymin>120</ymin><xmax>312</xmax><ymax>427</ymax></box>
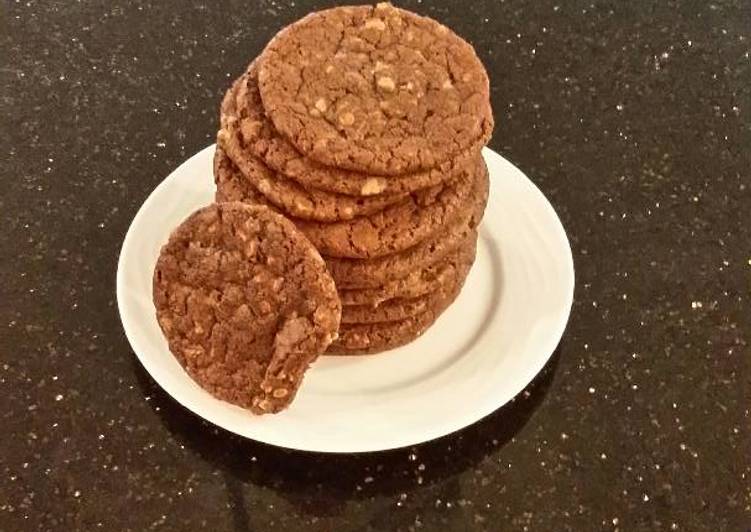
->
<box><xmin>117</xmin><ymin>145</ymin><xmax>574</xmax><ymax>453</ymax></box>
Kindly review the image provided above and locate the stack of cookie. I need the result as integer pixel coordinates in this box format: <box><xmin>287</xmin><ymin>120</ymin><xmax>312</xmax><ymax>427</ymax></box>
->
<box><xmin>214</xmin><ymin>3</ymin><xmax>493</xmax><ymax>354</ymax></box>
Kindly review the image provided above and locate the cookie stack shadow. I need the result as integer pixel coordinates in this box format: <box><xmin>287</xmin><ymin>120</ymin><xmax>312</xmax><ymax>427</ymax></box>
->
<box><xmin>213</xmin><ymin>3</ymin><xmax>493</xmax><ymax>355</ymax></box>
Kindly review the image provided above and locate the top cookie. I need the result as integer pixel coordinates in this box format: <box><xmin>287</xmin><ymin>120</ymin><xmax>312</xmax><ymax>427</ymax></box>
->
<box><xmin>152</xmin><ymin>202</ymin><xmax>341</xmax><ymax>414</ymax></box>
<box><xmin>257</xmin><ymin>3</ymin><xmax>493</xmax><ymax>175</ymax></box>
<box><xmin>223</xmin><ymin>66</ymin><xmax>479</xmax><ymax>197</ymax></box>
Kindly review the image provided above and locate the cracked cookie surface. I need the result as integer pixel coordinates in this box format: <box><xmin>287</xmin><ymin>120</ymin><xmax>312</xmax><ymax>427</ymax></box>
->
<box><xmin>214</xmin><ymin>145</ymin><xmax>489</xmax><ymax>259</ymax></box>
<box><xmin>328</xmin><ymin>260</ymin><xmax>470</xmax><ymax>355</ymax></box>
<box><xmin>257</xmin><ymin>3</ymin><xmax>493</xmax><ymax>175</ymax></box>
<box><xmin>222</xmin><ymin>66</ymin><xmax>480</xmax><ymax>196</ymax></box>
<box><xmin>340</xmin><ymin>253</ymin><xmax>468</xmax><ymax>324</ymax></box>
<box><xmin>294</xmin><ymin>156</ymin><xmax>487</xmax><ymax>259</ymax></box>
<box><xmin>338</xmin><ymin>236</ymin><xmax>477</xmax><ymax>306</ymax></box>
<box><xmin>219</xmin><ymin>73</ymin><xmax>408</xmax><ymax>220</ymax></box>
<box><xmin>326</xmin><ymin>180</ymin><xmax>487</xmax><ymax>288</ymax></box>
<box><xmin>152</xmin><ymin>202</ymin><xmax>341</xmax><ymax>414</ymax></box>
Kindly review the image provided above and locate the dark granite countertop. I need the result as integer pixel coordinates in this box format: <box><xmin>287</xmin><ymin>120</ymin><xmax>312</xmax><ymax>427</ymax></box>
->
<box><xmin>2</xmin><ymin>1</ymin><xmax>749</xmax><ymax>530</ymax></box>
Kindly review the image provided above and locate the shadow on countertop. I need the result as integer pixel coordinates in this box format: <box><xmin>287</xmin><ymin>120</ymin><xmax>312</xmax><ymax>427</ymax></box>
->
<box><xmin>132</xmin><ymin>347</ymin><xmax>560</xmax><ymax>524</ymax></box>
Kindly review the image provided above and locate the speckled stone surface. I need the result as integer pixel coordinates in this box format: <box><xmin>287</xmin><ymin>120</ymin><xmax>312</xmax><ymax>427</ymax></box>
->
<box><xmin>1</xmin><ymin>1</ymin><xmax>749</xmax><ymax>530</ymax></box>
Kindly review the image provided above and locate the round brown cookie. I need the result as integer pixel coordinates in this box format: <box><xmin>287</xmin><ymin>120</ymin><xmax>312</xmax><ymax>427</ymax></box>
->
<box><xmin>214</xmin><ymin>146</ymin><xmax>277</xmax><ymax>207</ymax></box>
<box><xmin>340</xmin><ymin>262</ymin><xmax>464</xmax><ymax>324</ymax></box>
<box><xmin>152</xmin><ymin>202</ymin><xmax>341</xmax><ymax>415</ymax></box>
<box><xmin>329</xmin><ymin>311</ymin><xmax>438</xmax><ymax>354</ymax></box>
<box><xmin>296</xmin><ymin>156</ymin><xmax>487</xmax><ymax>259</ymax></box>
<box><xmin>217</xmin><ymin>127</ymin><xmax>406</xmax><ymax>222</ymax></box>
<box><xmin>219</xmin><ymin>74</ymin><xmax>242</xmax><ymax>131</ymax></box>
<box><xmin>326</xmin><ymin>175</ymin><xmax>488</xmax><ymax>289</ymax></box>
<box><xmin>328</xmin><ymin>265</ymin><xmax>467</xmax><ymax>355</ymax></box>
<box><xmin>257</xmin><ymin>3</ymin><xmax>493</xmax><ymax>175</ymax></box>
<box><xmin>213</xmin><ymin>149</ymin><xmax>482</xmax><ymax>301</ymax></box>
<box><xmin>214</xmin><ymin>145</ymin><xmax>298</xmax><ymax>216</ymax></box>
<box><xmin>341</xmin><ymin>293</ymin><xmax>432</xmax><ymax>324</ymax></box>
<box><xmin>339</xmin><ymin>235</ymin><xmax>477</xmax><ymax>306</ymax></box>
<box><xmin>214</xmin><ymin>144</ymin><xmax>489</xmax><ymax>260</ymax></box>
<box><xmin>226</xmin><ymin>66</ymin><xmax>481</xmax><ymax>197</ymax></box>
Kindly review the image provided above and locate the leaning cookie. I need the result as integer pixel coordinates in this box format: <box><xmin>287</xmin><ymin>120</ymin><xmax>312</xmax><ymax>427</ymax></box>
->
<box><xmin>152</xmin><ymin>202</ymin><xmax>341</xmax><ymax>414</ymax></box>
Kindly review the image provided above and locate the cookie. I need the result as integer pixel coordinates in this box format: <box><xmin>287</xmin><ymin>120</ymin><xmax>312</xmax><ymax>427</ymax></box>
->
<box><xmin>328</xmin><ymin>264</ymin><xmax>467</xmax><ymax>354</ymax></box>
<box><xmin>342</xmin><ymin>292</ymin><xmax>432</xmax><ymax>324</ymax></box>
<box><xmin>295</xmin><ymin>156</ymin><xmax>487</xmax><ymax>259</ymax></box>
<box><xmin>225</xmin><ymin>66</ymin><xmax>481</xmax><ymax>197</ymax></box>
<box><xmin>340</xmin><ymin>260</ymin><xmax>465</xmax><ymax>324</ymax></box>
<box><xmin>257</xmin><ymin>3</ymin><xmax>493</xmax><ymax>175</ymax></box>
<box><xmin>339</xmin><ymin>236</ymin><xmax>477</xmax><ymax>306</ymax></box>
<box><xmin>326</xmin><ymin>181</ymin><xmax>487</xmax><ymax>289</ymax></box>
<box><xmin>218</xmin><ymin>75</ymin><xmax>409</xmax><ymax>221</ymax></box>
<box><xmin>152</xmin><ymin>202</ymin><xmax>341</xmax><ymax>414</ymax></box>
<box><xmin>219</xmin><ymin>74</ymin><xmax>239</xmax><ymax>130</ymax></box>
<box><xmin>219</xmin><ymin>128</ymin><xmax>406</xmax><ymax>221</ymax></box>
<box><xmin>215</xmin><ymin>144</ymin><xmax>489</xmax><ymax>260</ymax></box>
<box><xmin>214</xmin><ymin>146</ymin><xmax>276</xmax><ymax>207</ymax></box>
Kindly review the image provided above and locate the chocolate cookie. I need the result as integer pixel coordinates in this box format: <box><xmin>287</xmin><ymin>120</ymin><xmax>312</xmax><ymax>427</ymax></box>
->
<box><xmin>225</xmin><ymin>66</ymin><xmax>480</xmax><ymax>197</ymax></box>
<box><xmin>152</xmin><ymin>202</ymin><xmax>341</xmax><ymax>414</ymax></box>
<box><xmin>257</xmin><ymin>3</ymin><xmax>493</xmax><ymax>175</ymax></box>
<box><xmin>326</xmin><ymin>181</ymin><xmax>487</xmax><ymax>289</ymax></box>
<box><xmin>342</xmin><ymin>293</ymin><xmax>432</xmax><ymax>324</ymax></box>
<box><xmin>214</xmin><ymin>146</ymin><xmax>276</xmax><ymax>207</ymax></box>
<box><xmin>341</xmin><ymin>264</ymin><xmax>463</xmax><ymax>324</ymax></box>
<box><xmin>329</xmin><ymin>266</ymin><xmax>467</xmax><ymax>354</ymax></box>
<box><xmin>219</xmin><ymin>75</ymin><xmax>409</xmax><ymax>221</ymax></box>
<box><xmin>219</xmin><ymin>128</ymin><xmax>406</xmax><ymax>222</ymax></box>
<box><xmin>339</xmin><ymin>236</ymin><xmax>477</xmax><ymax>306</ymax></box>
<box><xmin>295</xmin><ymin>156</ymin><xmax>487</xmax><ymax>259</ymax></box>
<box><xmin>214</xmin><ymin>145</ymin><xmax>489</xmax><ymax>260</ymax></box>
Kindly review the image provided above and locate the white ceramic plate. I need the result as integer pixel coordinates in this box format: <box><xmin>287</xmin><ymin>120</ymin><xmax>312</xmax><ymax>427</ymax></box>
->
<box><xmin>117</xmin><ymin>145</ymin><xmax>574</xmax><ymax>453</ymax></box>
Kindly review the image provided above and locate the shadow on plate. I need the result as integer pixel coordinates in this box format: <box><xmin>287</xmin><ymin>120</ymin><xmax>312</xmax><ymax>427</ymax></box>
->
<box><xmin>133</xmin><ymin>347</ymin><xmax>559</xmax><ymax>523</ymax></box>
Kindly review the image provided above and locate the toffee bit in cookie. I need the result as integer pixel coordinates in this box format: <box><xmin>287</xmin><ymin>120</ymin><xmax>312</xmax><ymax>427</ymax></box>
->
<box><xmin>364</xmin><ymin>18</ymin><xmax>386</xmax><ymax>31</ymax></box>
<box><xmin>361</xmin><ymin>178</ymin><xmax>387</xmax><ymax>196</ymax></box>
<box><xmin>338</xmin><ymin>112</ymin><xmax>355</xmax><ymax>126</ymax></box>
<box><xmin>314</xmin><ymin>98</ymin><xmax>327</xmax><ymax>112</ymax></box>
<box><xmin>240</xmin><ymin>119</ymin><xmax>261</xmax><ymax>140</ymax></box>
<box><xmin>255</xmin><ymin>399</ymin><xmax>273</xmax><ymax>412</ymax></box>
<box><xmin>376</xmin><ymin>76</ymin><xmax>396</xmax><ymax>92</ymax></box>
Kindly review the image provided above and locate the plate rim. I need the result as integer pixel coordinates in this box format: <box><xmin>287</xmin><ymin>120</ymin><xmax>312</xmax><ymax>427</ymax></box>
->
<box><xmin>116</xmin><ymin>145</ymin><xmax>575</xmax><ymax>453</ymax></box>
